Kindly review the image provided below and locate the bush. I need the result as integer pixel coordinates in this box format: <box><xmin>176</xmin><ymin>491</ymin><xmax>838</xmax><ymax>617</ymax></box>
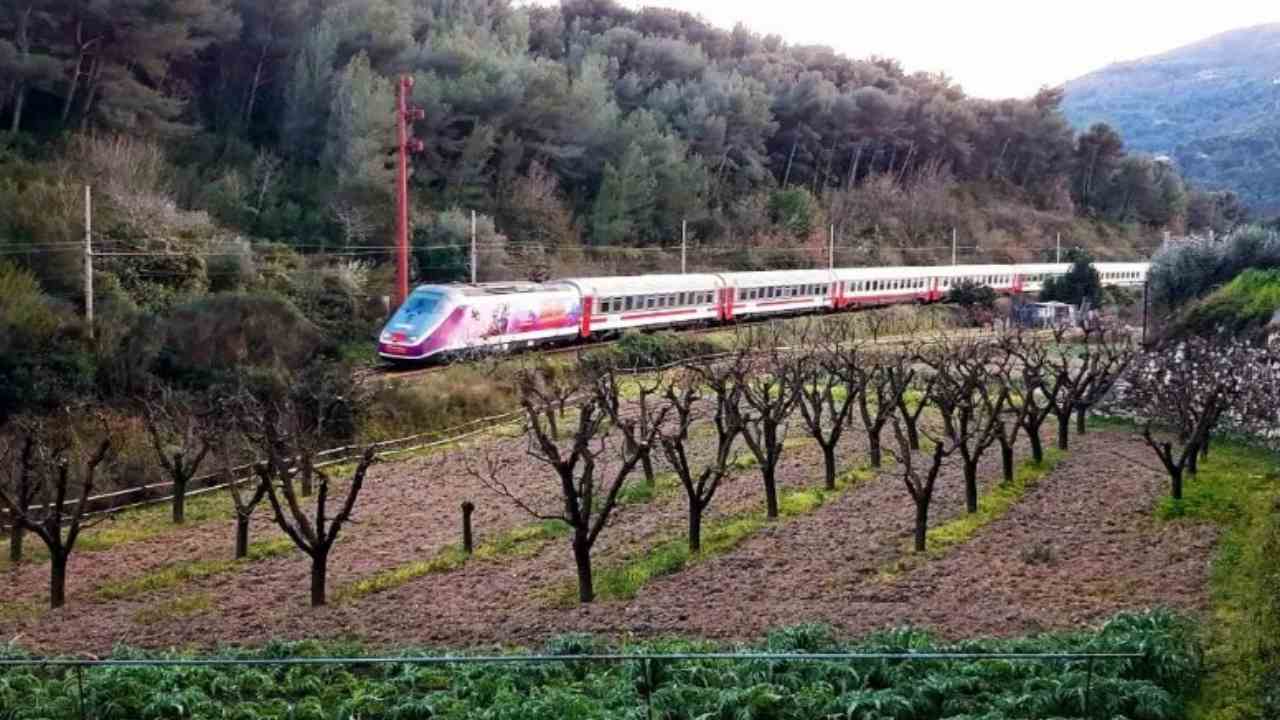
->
<box><xmin>150</xmin><ymin>293</ymin><xmax>333</xmax><ymax>388</ymax></box>
<box><xmin>1149</xmin><ymin>225</ymin><xmax>1280</xmax><ymax>309</ymax></box>
<box><xmin>945</xmin><ymin>279</ymin><xmax>997</xmax><ymax>308</ymax></box>
<box><xmin>1041</xmin><ymin>248</ymin><xmax>1102</xmax><ymax>306</ymax></box>
<box><xmin>1173</xmin><ymin>269</ymin><xmax>1280</xmax><ymax>340</ymax></box>
<box><xmin>586</xmin><ymin>331</ymin><xmax>718</xmax><ymax>370</ymax></box>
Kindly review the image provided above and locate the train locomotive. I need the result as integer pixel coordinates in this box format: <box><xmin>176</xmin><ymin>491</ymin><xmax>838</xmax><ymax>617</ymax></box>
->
<box><xmin>378</xmin><ymin>261</ymin><xmax>1150</xmax><ymax>362</ymax></box>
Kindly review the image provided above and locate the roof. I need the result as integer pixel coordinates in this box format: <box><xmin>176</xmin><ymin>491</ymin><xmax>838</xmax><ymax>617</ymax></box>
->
<box><xmin>557</xmin><ymin>274</ymin><xmax>724</xmax><ymax>296</ymax></box>
<box><xmin>717</xmin><ymin>269</ymin><xmax>836</xmax><ymax>286</ymax></box>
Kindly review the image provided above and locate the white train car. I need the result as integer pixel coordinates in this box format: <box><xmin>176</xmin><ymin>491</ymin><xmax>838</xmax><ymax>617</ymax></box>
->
<box><xmin>557</xmin><ymin>274</ymin><xmax>725</xmax><ymax>335</ymax></box>
<box><xmin>1016</xmin><ymin>263</ymin><xmax>1071</xmax><ymax>294</ymax></box>
<box><xmin>718</xmin><ymin>269</ymin><xmax>836</xmax><ymax>320</ymax></box>
<box><xmin>832</xmin><ymin>266</ymin><xmax>942</xmax><ymax>307</ymax></box>
<box><xmin>1096</xmin><ymin>262</ymin><xmax>1149</xmax><ymax>287</ymax></box>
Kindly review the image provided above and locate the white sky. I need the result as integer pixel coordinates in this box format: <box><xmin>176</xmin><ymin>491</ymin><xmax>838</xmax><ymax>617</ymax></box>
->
<box><xmin>563</xmin><ymin>0</ymin><xmax>1278</xmax><ymax>98</ymax></box>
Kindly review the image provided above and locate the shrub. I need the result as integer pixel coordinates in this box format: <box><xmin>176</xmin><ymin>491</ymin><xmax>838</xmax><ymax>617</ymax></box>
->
<box><xmin>946</xmin><ymin>279</ymin><xmax>997</xmax><ymax>308</ymax></box>
<box><xmin>1149</xmin><ymin>225</ymin><xmax>1280</xmax><ymax>309</ymax></box>
<box><xmin>585</xmin><ymin>331</ymin><xmax>718</xmax><ymax>371</ymax></box>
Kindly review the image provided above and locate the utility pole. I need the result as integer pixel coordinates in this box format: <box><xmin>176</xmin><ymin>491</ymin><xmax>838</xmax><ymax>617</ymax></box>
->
<box><xmin>681</xmin><ymin>219</ymin><xmax>687</xmax><ymax>274</ymax></box>
<box><xmin>1056</xmin><ymin>233</ymin><xmax>1061</xmax><ymax>264</ymax></box>
<box><xmin>83</xmin><ymin>185</ymin><xmax>93</xmax><ymax>339</ymax></box>
<box><xmin>394</xmin><ymin>75</ymin><xmax>425</xmax><ymax>309</ymax></box>
<box><xmin>470</xmin><ymin>209</ymin><xmax>477</xmax><ymax>284</ymax></box>
<box><xmin>828</xmin><ymin>224</ymin><xmax>835</xmax><ymax>269</ymax></box>
<box><xmin>951</xmin><ymin>227</ymin><xmax>957</xmax><ymax>266</ymax></box>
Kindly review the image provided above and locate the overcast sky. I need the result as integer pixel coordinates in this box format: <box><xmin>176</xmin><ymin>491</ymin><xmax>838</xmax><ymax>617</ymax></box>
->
<box><xmin>566</xmin><ymin>0</ymin><xmax>1277</xmax><ymax>98</ymax></box>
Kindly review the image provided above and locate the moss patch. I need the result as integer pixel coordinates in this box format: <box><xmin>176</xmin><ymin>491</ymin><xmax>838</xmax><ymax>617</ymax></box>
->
<box><xmin>878</xmin><ymin>449</ymin><xmax>1065</xmax><ymax>580</ymax></box>
<box><xmin>560</xmin><ymin>461</ymin><xmax>879</xmax><ymax>604</ymax></box>
<box><xmin>1170</xmin><ymin>440</ymin><xmax>1280</xmax><ymax>720</ymax></box>
<box><xmin>336</xmin><ymin>520</ymin><xmax>571</xmax><ymax>603</ymax></box>
<box><xmin>96</xmin><ymin>538</ymin><xmax>296</xmax><ymax>601</ymax></box>
<box><xmin>133</xmin><ymin>593</ymin><xmax>214</xmax><ymax>624</ymax></box>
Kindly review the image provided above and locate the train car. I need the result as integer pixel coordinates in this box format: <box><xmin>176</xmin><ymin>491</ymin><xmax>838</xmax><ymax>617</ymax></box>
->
<box><xmin>832</xmin><ymin>266</ymin><xmax>943</xmax><ymax>306</ymax></box>
<box><xmin>1096</xmin><ymin>262</ymin><xmax>1149</xmax><ymax>287</ymax></box>
<box><xmin>717</xmin><ymin>269</ymin><xmax>836</xmax><ymax>320</ymax></box>
<box><xmin>557</xmin><ymin>274</ymin><xmax>725</xmax><ymax>336</ymax></box>
<box><xmin>1016</xmin><ymin>263</ymin><xmax>1070</xmax><ymax>294</ymax></box>
<box><xmin>378</xmin><ymin>282</ymin><xmax>582</xmax><ymax>360</ymax></box>
<box><xmin>378</xmin><ymin>260</ymin><xmax>1153</xmax><ymax>362</ymax></box>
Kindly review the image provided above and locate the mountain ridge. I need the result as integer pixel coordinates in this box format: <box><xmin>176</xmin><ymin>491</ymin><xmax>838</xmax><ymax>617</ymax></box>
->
<box><xmin>1062</xmin><ymin>22</ymin><xmax>1280</xmax><ymax>213</ymax></box>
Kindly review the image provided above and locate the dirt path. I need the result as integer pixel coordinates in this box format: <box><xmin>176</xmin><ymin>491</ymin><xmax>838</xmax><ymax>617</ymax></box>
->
<box><xmin>1</xmin><ymin>426</ymin><xmax>1218</xmax><ymax>653</ymax></box>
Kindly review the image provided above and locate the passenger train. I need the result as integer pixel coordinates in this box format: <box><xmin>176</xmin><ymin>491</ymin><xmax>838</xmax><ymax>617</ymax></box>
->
<box><xmin>378</xmin><ymin>261</ymin><xmax>1150</xmax><ymax>361</ymax></box>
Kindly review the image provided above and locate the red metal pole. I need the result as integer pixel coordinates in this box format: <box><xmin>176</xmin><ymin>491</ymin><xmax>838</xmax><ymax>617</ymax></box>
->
<box><xmin>395</xmin><ymin>75</ymin><xmax>412</xmax><ymax>309</ymax></box>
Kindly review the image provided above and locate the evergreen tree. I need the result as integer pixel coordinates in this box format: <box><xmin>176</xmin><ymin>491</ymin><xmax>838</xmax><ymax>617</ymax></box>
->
<box><xmin>1042</xmin><ymin>249</ymin><xmax>1103</xmax><ymax>307</ymax></box>
<box><xmin>591</xmin><ymin>142</ymin><xmax>656</xmax><ymax>245</ymax></box>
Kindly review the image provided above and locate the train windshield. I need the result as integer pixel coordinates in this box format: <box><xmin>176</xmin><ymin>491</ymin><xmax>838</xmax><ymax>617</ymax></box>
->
<box><xmin>386</xmin><ymin>290</ymin><xmax>447</xmax><ymax>337</ymax></box>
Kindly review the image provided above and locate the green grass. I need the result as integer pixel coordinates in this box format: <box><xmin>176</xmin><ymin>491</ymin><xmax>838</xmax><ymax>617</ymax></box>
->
<box><xmin>335</xmin><ymin>520</ymin><xmax>571</xmax><ymax>603</ymax></box>
<box><xmin>133</xmin><ymin>593</ymin><xmax>214</xmax><ymax>624</ymax></box>
<box><xmin>95</xmin><ymin>538</ymin><xmax>296</xmax><ymax>601</ymax></box>
<box><xmin>925</xmin><ymin>449</ymin><xmax>1065</xmax><ymax>554</ymax></box>
<box><xmin>617</xmin><ymin>471</ymin><xmax>679</xmax><ymax>506</ymax></box>
<box><xmin>1161</xmin><ymin>440</ymin><xmax>1280</xmax><ymax>720</ymax></box>
<box><xmin>1176</xmin><ymin>268</ymin><xmax>1280</xmax><ymax>339</ymax></box>
<box><xmin>877</xmin><ymin>449</ymin><xmax>1065</xmax><ymax>581</ymax></box>
<box><xmin>566</xmin><ymin>462</ymin><xmax>878</xmax><ymax>604</ymax></box>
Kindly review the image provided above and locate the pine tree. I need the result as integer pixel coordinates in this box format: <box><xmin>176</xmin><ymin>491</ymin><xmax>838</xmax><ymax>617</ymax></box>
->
<box><xmin>591</xmin><ymin>142</ymin><xmax>656</xmax><ymax>246</ymax></box>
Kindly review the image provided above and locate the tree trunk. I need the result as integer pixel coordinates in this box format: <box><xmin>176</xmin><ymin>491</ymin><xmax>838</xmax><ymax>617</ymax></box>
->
<box><xmin>1170</xmin><ymin>466</ymin><xmax>1183</xmax><ymax>501</ymax></box>
<box><xmin>641</xmin><ymin>452</ymin><xmax>655</xmax><ymax>487</ymax></box>
<box><xmin>1027</xmin><ymin>424</ymin><xmax>1044</xmax><ymax>464</ymax></box>
<box><xmin>688</xmin><ymin>504</ymin><xmax>703</xmax><ymax>554</ymax></box>
<box><xmin>234</xmin><ymin>515</ymin><xmax>250</xmax><ymax>559</ymax></box>
<box><xmin>50</xmin><ymin>552</ymin><xmax>68</xmax><ymax>609</ymax></box>
<box><xmin>821</xmin><ymin>444</ymin><xmax>837</xmax><ymax>490</ymax></box>
<box><xmin>572</xmin><ymin>538</ymin><xmax>594</xmax><ymax>603</ymax></box>
<box><xmin>1000</xmin><ymin>443</ymin><xmax>1015</xmax><ymax>484</ymax></box>
<box><xmin>964</xmin><ymin>461</ymin><xmax>979</xmax><ymax>514</ymax></box>
<box><xmin>243</xmin><ymin>48</ymin><xmax>267</xmax><ymax>126</ymax></box>
<box><xmin>310</xmin><ymin>549</ymin><xmax>329</xmax><ymax>606</ymax></box>
<box><xmin>1200</xmin><ymin>435</ymin><xmax>1211</xmax><ymax>460</ymax></box>
<box><xmin>1187</xmin><ymin>444</ymin><xmax>1199</xmax><ymax>476</ymax></box>
<box><xmin>762</xmin><ymin>465</ymin><xmax>779</xmax><ymax>519</ymax></box>
<box><xmin>300</xmin><ymin>473</ymin><xmax>313</xmax><ymax>497</ymax></box>
<box><xmin>782</xmin><ymin>138</ymin><xmax>798</xmax><ymax>187</ymax></box>
<box><xmin>867</xmin><ymin>430</ymin><xmax>882</xmax><ymax>469</ymax></box>
<box><xmin>9</xmin><ymin>522</ymin><xmax>23</xmax><ymax>564</ymax></box>
<box><xmin>1056</xmin><ymin>412</ymin><xmax>1070</xmax><ymax>451</ymax></box>
<box><xmin>9</xmin><ymin>84</ymin><xmax>25</xmax><ymax>133</ymax></box>
<box><xmin>172</xmin><ymin>477</ymin><xmax>187</xmax><ymax>524</ymax></box>
<box><xmin>900</xmin><ymin>412</ymin><xmax>921</xmax><ymax>451</ymax></box>
<box><xmin>913</xmin><ymin>500</ymin><xmax>929</xmax><ymax>553</ymax></box>
<box><xmin>78</xmin><ymin>55</ymin><xmax>102</xmax><ymax>131</ymax></box>
<box><xmin>1076</xmin><ymin>407</ymin><xmax>1087</xmax><ymax>435</ymax></box>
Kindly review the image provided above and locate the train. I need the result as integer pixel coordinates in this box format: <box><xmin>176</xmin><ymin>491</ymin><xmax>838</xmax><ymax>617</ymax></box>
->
<box><xmin>377</xmin><ymin>261</ymin><xmax>1150</xmax><ymax>361</ymax></box>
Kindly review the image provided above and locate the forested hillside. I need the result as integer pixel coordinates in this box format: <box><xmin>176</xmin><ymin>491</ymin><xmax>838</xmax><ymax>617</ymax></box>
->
<box><xmin>1063</xmin><ymin>23</ymin><xmax>1280</xmax><ymax>214</ymax></box>
<box><xmin>0</xmin><ymin>0</ymin><xmax>1231</xmax><ymax>315</ymax></box>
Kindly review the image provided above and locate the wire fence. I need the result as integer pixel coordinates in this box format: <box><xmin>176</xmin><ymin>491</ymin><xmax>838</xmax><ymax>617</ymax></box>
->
<box><xmin>0</xmin><ymin>650</ymin><xmax>1146</xmax><ymax>720</ymax></box>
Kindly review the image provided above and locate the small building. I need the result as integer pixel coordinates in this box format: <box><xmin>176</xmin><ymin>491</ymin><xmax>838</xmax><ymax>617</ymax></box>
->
<box><xmin>1015</xmin><ymin>301</ymin><xmax>1077</xmax><ymax>328</ymax></box>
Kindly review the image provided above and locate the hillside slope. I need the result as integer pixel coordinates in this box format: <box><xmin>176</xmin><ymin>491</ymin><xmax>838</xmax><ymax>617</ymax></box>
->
<box><xmin>1063</xmin><ymin>23</ymin><xmax>1280</xmax><ymax>212</ymax></box>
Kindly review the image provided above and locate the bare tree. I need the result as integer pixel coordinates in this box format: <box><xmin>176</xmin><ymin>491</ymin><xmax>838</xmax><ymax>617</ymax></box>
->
<box><xmin>1044</xmin><ymin>326</ymin><xmax>1133</xmax><ymax>450</ymax></box>
<box><xmin>1001</xmin><ymin>331</ymin><xmax>1059</xmax><ymax>464</ymax></box>
<box><xmin>471</xmin><ymin>363</ymin><xmax>652</xmax><ymax>602</ymax></box>
<box><xmin>0</xmin><ymin>418</ymin><xmax>111</xmax><ymax>608</ymax></box>
<box><xmin>140</xmin><ymin>388</ymin><xmax>213</xmax><ymax>524</ymax></box>
<box><xmin>218</xmin><ymin>444</ymin><xmax>268</xmax><ymax>560</ymax></box>
<box><xmin>660</xmin><ymin>366</ymin><xmax>742</xmax><ymax>552</ymax></box>
<box><xmin>791</xmin><ymin>321</ymin><xmax>861</xmax><ymax>488</ymax></box>
<box><xmin>885</xmin><ymin>410</ymin><xmax>956</xmax><ymax>553</ymax></box>
<box><xmin>989</xmin><ymin>348</ymin><xmax>1033</xmax><ymax>484</ymax></box>
<box><xmin>1</xmin><ymin>422</ymin><xmax>37</xmax><ymax>564</ymax></box>
<box><xmin>920</xmin><ymin>338</ymin><xmax>1006</xmax><ymax>514</ymax></box>
<box><xmin>590</xmin><ymin>364</ymin><xmax>665</xmax><ymax>488</ymax></box>
<box><xmin>732</xmin><ymin>331</ymin><xmax>801</xmax><ymax>519</ymax></box>
<box><xmin>881</xmin><ymin>340</ymin><xmax>936</xmax><ymax>452</ymax></box>
<box><xmin>229</xmin><ymin>365</ymin><xmax>375</xmax><ymax>606</ymax></box>
<box><xmin>852</xmin><ymin>352</ymin><xmax>902</xmax><ymax>469</ymax></box>
<box><xmin>1127</xmin><ymin>338</ymin><xmax>1278</xmax><ymax>500</ymax></box>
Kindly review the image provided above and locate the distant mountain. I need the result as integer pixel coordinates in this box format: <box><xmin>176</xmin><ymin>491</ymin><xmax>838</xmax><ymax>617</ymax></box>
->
<box><xmin>1062</xmin><ymin>23</ymin><xmax>1280</xmax><ymax>213</ymax></box>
